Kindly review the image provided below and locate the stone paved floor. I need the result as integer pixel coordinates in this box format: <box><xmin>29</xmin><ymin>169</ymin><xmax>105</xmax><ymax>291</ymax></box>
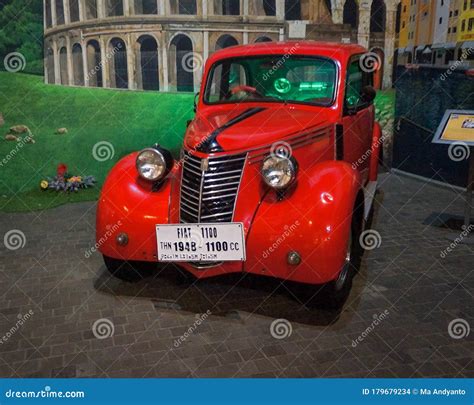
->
<box><xmin>0</xmin><ymin>172</ymin><xmax>473</xmax><ymax>378</ymax></box>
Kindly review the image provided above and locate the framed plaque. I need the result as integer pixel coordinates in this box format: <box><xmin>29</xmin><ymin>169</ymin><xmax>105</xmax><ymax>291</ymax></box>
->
<box><xmin>432</xmin><ymin>110</ymin><xmax>474</xmax><ymax>146</ymax></box>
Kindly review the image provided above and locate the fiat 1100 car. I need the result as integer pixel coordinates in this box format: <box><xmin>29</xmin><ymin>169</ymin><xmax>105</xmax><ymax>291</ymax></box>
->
<box><xmin>96</xmin><ymin>41</ymin><xmax>382</xmax><ymax>307</ymax></box>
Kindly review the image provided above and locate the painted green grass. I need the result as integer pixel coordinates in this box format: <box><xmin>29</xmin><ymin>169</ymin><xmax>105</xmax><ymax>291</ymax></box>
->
<box><xmin>0</xmin><ymin>73</ymin><xmax>395</xmax><ymax>213</ymax></box>
<box><xmin>0</xmin><ymin>72</ymin><xmax>194</xmax><ymax>212</ymax></box>
<box><xmin>375</xmin><ymin>89</ymin><xmax>395</xmax><ymax>119</ymax></box>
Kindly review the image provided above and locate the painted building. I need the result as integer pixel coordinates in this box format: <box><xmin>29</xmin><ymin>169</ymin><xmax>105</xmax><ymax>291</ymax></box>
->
<box><xmin>396</xmin><ymin>0</ymin><xmax>474</xmax><ymax>66</ymax></box>
<box><xmin>458</xmin><ymin>0</ymin><xmax>474</xmax><ymax>41</ymax></box>
<box><xmin>447</xmin><ymin>0</ymin><xmax>462</xmax><ymax>43</ymax></box>
<box><xmin>398</xmin><ymin>0</ymin><xmax>410</xmax><ymax>48</ymax></box>
<box><xmin>43</xmin><ymin>0</ymin><xmax>402</xmax><ymax>92</ymax></box>
<box><xmin>432</xmin><ymin>0</ymin><xmax>450</xmax><ymax>65</ymax></box>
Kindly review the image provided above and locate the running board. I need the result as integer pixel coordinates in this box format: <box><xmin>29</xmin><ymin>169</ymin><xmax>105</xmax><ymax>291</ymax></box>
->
<box><xmin>363</xmin><ymin>181</ymin><xmax>377</xmax><ymax>223</ymax></box>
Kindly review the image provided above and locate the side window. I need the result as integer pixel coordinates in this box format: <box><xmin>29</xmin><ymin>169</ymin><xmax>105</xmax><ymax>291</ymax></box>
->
<box><xmin>206</xmin><ymin>63</ymin><xmax>247</xmax><ymax>102</ymax></box>
<box><xmin>345</xmin><ymin>60</ymin><xmax>363</xmax><ymax>108</ymax></box>
<box><xmin>345</xmin><ymin>58</ymin><xmax>374</xmax><ymax>111</ymax></box>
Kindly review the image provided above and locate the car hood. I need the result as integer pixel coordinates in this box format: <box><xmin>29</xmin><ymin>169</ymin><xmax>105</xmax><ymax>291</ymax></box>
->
<box><xmin>184</xmin><ymin>104</ymin><xmax>334</xmax><ymax>154</ymax></box>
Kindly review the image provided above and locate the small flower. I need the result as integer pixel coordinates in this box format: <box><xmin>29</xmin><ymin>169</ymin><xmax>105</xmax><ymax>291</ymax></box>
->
<box><xmin>40</xmin><ymin>180</ymin><xmax>49</xmax><ymax>190</ymax></box>
<box><xmin>57</xmin><ymin>163</ymin><xmax>68</xmax><ymax>177</ymax></box>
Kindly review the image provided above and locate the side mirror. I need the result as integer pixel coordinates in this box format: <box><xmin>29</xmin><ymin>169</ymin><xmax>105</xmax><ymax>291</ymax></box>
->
<box><xmin>193</xmin><ymin>92</ymin><xmax>200</xmax><ymax>113</ymax></box>
<box><xmin>361</xmin><ymin>85</ymin><xmax>376</xmax><ymax>104</ymax></box>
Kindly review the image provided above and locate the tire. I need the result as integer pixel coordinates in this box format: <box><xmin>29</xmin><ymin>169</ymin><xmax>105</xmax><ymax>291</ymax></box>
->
<box><xmin>103</xmin><ymin>255</ymin><xmax>155</xmax><ymax>282</ymax></box>
<box><xmin>322</xmin><ymin>216</ymin><xmax>363</xmax><ymax>309</ymax></box>
<box><xmin>378</xmin><ymin>142</ymin><xmax>384</xmax><ymax>166</ymax></box>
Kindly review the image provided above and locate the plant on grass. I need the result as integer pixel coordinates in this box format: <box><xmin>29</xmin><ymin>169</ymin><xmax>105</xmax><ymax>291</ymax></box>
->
<box><xmin>41</xmin><ymin>163</ymin><xmax>96</xmax><ymax>192</ymax></box>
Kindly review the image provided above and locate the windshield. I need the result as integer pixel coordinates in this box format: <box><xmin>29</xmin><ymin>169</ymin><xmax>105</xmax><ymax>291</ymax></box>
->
<box><xmin>204</xmin><ymin>55</ymin><xmax>337</xmax><ymax>106</ymax></box>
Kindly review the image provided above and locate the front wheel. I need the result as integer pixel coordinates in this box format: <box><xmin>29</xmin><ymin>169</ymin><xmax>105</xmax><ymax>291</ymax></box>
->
<box><xmin>322</xmin><ymin>214</ymin><xmax>364</xmax><ymax>308</ymax></box>
<box><xmin>103</xmin><ymin>255</ymin><xmax>155</xmax><ymax>282</ymax></box>
<box><xmin>299</xmin><ymin>216</ymin><xmax>362</xmax><ymax>309</ymax></box>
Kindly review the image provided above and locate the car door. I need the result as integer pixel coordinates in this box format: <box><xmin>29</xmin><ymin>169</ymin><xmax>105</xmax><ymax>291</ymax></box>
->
<box><xmin>341</xmin><ymin>55</ymin><xmax>375</xmax><ymax>184</ymax></box>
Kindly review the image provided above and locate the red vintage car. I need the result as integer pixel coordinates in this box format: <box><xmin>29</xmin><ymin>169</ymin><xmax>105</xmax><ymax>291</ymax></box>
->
<box><xmin>96</xmin><ymin>41</ymin><xmax>382</xmax><ymax>307</ymax></box>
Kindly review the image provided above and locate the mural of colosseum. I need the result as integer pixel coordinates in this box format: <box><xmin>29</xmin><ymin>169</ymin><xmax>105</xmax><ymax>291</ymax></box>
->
<box><xmin>43</xmin><ymin>0</ymin><xmax>401</xmax><ymax>92</ymax></box>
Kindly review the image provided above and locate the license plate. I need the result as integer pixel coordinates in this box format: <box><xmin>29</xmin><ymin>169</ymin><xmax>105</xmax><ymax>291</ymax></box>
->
<box><xmin>156</xmin><ymin>223</ymin><xmax>246</xmax><ymax>262</ymax></box>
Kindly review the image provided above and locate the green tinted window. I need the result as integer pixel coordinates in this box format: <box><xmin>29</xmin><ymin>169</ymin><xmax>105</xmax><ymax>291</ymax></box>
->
<box><xmin>345</xmin><ymin>60</ymin><xmax>363</xmax><ymax>107</ymax></box>
<box><xmin>205</xmin><ymin>56</ymin><xmax>337</xmax><ymax>106</ymax></box>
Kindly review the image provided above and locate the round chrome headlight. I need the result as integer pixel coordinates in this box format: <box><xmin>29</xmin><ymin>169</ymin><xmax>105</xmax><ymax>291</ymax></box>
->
<box><xmin>136</xmin><ymin>148</ymin><xmax>167</xmax><ymax>181</ymax></box>
<box><xmin>261</xmin><ymin>155</ymin><xmax>297</xmax><ymax>189</ymax></box>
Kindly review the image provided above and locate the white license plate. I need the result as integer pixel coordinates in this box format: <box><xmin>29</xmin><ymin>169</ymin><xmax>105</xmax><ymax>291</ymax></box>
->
<box><xmin>156</xmin><ymin>223</ymin><xmax>246</xmax><ymax>262</ymax></box>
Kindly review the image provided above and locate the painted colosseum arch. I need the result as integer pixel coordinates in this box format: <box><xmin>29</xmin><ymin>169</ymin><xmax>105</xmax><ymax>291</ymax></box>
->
<box><xmin>170</xmin><ymin>0</ymin><xmax>197</xmax><ymax>15</ymax></box>
<box><xmin>85</xmin><ymin>0</ymin><xmax>98</xmax><ymax>19</ymax></box>
<box><xmin>86</xmin><ymin>39</ymin><xmax>103</xmax><ymax>87</ymax></box>
<box><xmin>108</xmin><ymin>37</ymin><xmax>128</xmax><ymax>89</ymax></box>
<box><xmin>214</xmin><ymin>0</ymin><xmax>240</xmax><ymax>15</ymax></box>
<box><xmin>251</xmin><ymin>0</ymin><xmax>278</xmax><ymax>16</ymax></box>
<box><xmin>45</xmin><ymin>0</ymin><xmax>52</xmax><ymax>27</ymax></box>
<box><xmin>134</xmin><ymin>0</ymin><xmax>158</xmax><ymax>14</ymax></box>
<box><xmin>72</xmin><ymin>43</ymin><xmax>84</xmax><ymax>86</ymax></box>
<box><xmin>168</xmin><ymin>33</ymin><xmax>194</xmax><ymax>92</ymax></box>
<box><xmin>46</xmin><ymin>46</ymin><xmax>55</xmax><ymax>84</ymax></box>
<box><xmin>136</xmin><ymin>35</ymin><xmax>160</xmax><ymax>90</ymax></box>
<box><xmin>56</xmin><ymin>0</ymin><xmax>65</xmax><ymax>25</ymax></box>
<box><xmin>370</xmin><ymin>0</ymin><xmax>386</xmax><ymax>32</ymax></box>
<box><xmin>285</xmin><ymin>0</ymin><xmax>301</xmax><ymax>20</ymax></box>
<box><xmin>106</xmin><ymin>0</ymin><xmax>124</xmax><ymax>17</ymax></box>
<box><xmin>343</xmin><ymin>0</ymin><xmax>358</xmax><ymax>29</ymax></box>
<box><xmin>255</xmin><ymin>36</ymin><xmax>273</xmax><ymax>43</ymax></box>
<box><xmin>215</xmin><ymin>34</ymin><xmax>238</xmax><ymax>51</ymax></box>
<box><xmin>59</xmin><ymin>46</ymin><xmax>68</xmax><ymax>85</ymax></box>
<box><xmin>70</xmin><ymin>0</ymin><xmax>80</xmax><ymax>22</ymax></box>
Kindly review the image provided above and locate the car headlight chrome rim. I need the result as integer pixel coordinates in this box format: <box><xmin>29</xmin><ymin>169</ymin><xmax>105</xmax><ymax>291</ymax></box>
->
<box><xmin>136</xmin><ymin>148</ymin><xmax>167</xmax><ymax>182</ymax></box>
<box><xmin>261</xmin><ymin>155</ymin><xmax>297</xmax><ymax>189</ymax></box>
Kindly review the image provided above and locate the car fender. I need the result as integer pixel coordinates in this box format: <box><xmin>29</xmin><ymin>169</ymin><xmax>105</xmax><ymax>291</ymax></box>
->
<box><xmin>245</xmin><ymin>160</ymin><xmax>363</xmax><ymax>284</ymax></box>
<box><xmin>96</xmin><ymin>153</ymin><xmax>177</xmax><ymax>261</ymax></box>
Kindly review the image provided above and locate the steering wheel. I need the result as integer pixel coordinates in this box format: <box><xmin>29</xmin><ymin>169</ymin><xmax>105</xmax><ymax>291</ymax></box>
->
<box><xmin>274</xmin><ymin>78</ymin><xmax>292</xmax><ymax>94</ymax></box>
<box><xmin>230</xmin><ymin>85</ymin><xmax>264</xmax><ymax>98</ymax></box>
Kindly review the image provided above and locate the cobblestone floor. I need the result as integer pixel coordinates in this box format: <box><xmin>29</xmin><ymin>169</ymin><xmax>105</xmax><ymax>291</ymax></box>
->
<box><xmin>0</xmin><ymin>172</ymin><xmax>473</xmax><ymax>378</ymax></box>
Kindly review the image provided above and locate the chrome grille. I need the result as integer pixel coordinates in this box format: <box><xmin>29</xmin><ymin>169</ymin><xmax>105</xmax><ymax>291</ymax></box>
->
<box><xmin>180</xmin><ymin>152</ymin><xmax>247</xmax><ymax>223</ymax></box>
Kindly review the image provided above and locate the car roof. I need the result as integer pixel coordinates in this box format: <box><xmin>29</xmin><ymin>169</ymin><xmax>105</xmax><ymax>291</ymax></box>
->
<box><xmin>207</xmin><ymin>41</ymin><xmax>367</xmax><ymax>64</ymax></box>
